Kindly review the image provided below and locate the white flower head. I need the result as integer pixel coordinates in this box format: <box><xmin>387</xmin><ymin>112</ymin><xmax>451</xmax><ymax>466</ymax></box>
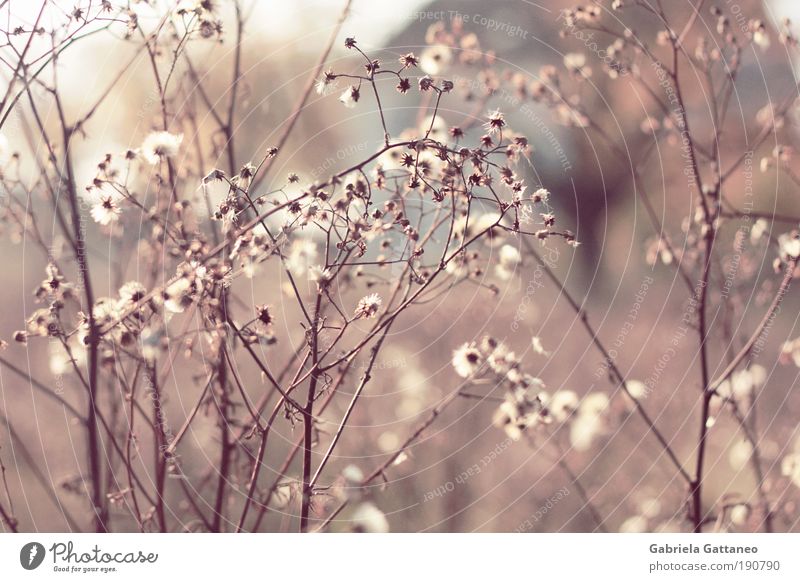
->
<box><xmin>118</xmin><ymin>281</ymin><xmax>147</xmax><ymax>307</ymax></box>
<box><xmin>354</xmin><ymin>293</ymin><xmax>382</xmax><ymax>319</ymax></box>
<box><xmin>452</xmin><ymin>342</ymin><xmax>481</xmax><ymax>378</ymax></box>
<box><xmin>141</xmin><ymin>131</ymin><xmax>183</xmax><ymax>164</ymax></box>
<box><xmin>579</xmin><ymin>392</ymin><xmax>610</xmax><ymax>417</ymax></box>
<box><xmin>781</xmin><ymin>338</ymin><xmax>800</xmax><ymax>367</ymax></box>
<box><xmin>728</xmin><ymin>439</ymin><xmax>753</xmax><ymax>471</ymax></box>
<box><xmin>549</xmin><ymin>390</ymin><xmax>579</xmax><ymax>422</ymax></box>
<box><xmin>781</xmin><ymin>452</ymin><xmax>800</xmax><ymax>488</ymax></box>
<box><xmin>339</xmin><ymin>86</ymin><xmax>360</xmax><ymax>108</ymax></box>
<box><xmin>564</xmin><ymin>52</ymin><xmax>591</xmax><ymax>77</ymax></box>
<box><xmin>750</xmin><ymin>218</ymin><xmax>768</xmax><ymax>244</ymax></box>
<box><xmin>495</xmin><ymin>244</ymin><xmax>521</xmax><ymax>280</ymax></box>
<box><xmin>729</xmin><ymin>504</ymin><xmax>749</xmax><ymax>526</ymax></box>
<box><xmin>309</xmin><ymin>265</ymin><xmax>333</xmax><ymax>287</ymax></box>
<box><xmin>351</xmin><ymin>501</ymin><xmax>389</xmax><ymax>533</ymax></box>
<box><xmin>619</xmin><ymin>515</ymin><xmax>648</xmax><ymax>533</ymax></box>
<box><xmin>90</xmin><ymin>195</ymin><xmax>121</xmax><ymax>226</ymax></box>
<box><xmin>476</xmin><ymin>212</ymin><xmax>505</xmax><ymax>247</ymax></box>
<box><xmin>570</xmin><ymin>412</ymin><xmax>603</xmax><ymax>451</ymax></box>
<box><xmin>532</xmin><ymin>188</ymin><xmax>550</xmax><ymax>203</ymax></box>
<box><xmin>315</xmin><ymin>70</ymin><xmax>336</xmax><ymax>95</ymax></box>
<box><xmin>419</xmin><ymin>45</ymin><xmax>452</xmax><ymax>75</ymax></box>
<box><xmin>752</xmin><ymin>21</ymin><xmax>770</xmax><ymax>50</ymax></box>
<box><xmin>778</xmin><ymin>232</ymin><xmax>800</xmax><ymax>260</ymax></box>
<box><xmin>163</xmin><ymin>277</ymin><xmax>192</xmax><ymax>313</ymax></box>
<box><xmin>531</xmin><ymin>336</ymin><xmax>550</xmax><ymax>357</ymax></box>
<box><xmin>287</xmin><ymin>239</ymin><xmax>318</xmax><ymax>276</ymax></box>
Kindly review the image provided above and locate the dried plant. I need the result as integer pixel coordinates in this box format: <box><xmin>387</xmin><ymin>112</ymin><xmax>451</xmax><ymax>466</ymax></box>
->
<box><xmin>2</xmin><ymin>0</ymin><xmax>800</xmax><ymax>534</ymax></box>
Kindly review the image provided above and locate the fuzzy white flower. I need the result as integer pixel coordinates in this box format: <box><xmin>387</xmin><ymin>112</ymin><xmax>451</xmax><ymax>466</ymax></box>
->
<box><xmin>308</xmin><ymin>265</ymin><xmax>333</xmax><ymax>286</ymax></box>
<box><xmin>354</xmin><ymin>293</ymin><xmax>382</xmax><ymax>319</ymax></box>
<box><xmin>750</xmin><ymin>218</ymin><xmax>769</xmax><ymax>244</ymax></box>
<box><xmin>163</xmin><ymin>277</ymin><xmax>192</xmax><ymax>313</ymax></box>
<box><xmin>778</xmin><ymin>232</ymin><xmax>800</xmax><ymax>260</ymax></box>
<box><xmin>781</xmin><ymin>338</ymin><xmax>800</xmax><ymax>367</ymax></box>
<box><xmin>342</xmin><ymin>464</ymin><xmax>364</xmax><ymax>486</ymax></box>
<box><xmin>639</xmin><ymin>498</ymin><xmax>661</xmax><ymax>519</ymax></box>
<box><xmin>728</xmin><ymin>439</ymin><xmax>753</xmax><ymax>471</ymax></box>
<box><xmin>580</xmin><ymin>392</ymin><xmax>610</xmax><ymax>417</ymax></box>
<box><xmin>549</xmin><ymin>390</ymin><xmax>579</xmax><ymax>422</ymax></box>
<box><xmin>619</xmin><ymin>515</ymin><xmax>647</xmax><ymax>533</ymax></box>
<box><xmin>564</xmin><ymin>52</ymin><xmax>591</xmax><ymax>77</ymax></box>
<box><xmin>753</xmin><ymin>21</ymin><xmax>770</xmax><ymax>50</ymax></box>
<box><xmin>141</xmin><ymin>131</ymin><xmax>183</xmax><ymax>164</ymax></box>
<box><xmin>339</xmin><ymin>86</ymin><xmax>359</xmax><ymax>108</ymax></box>
<box><xmin>287</xmin><ymin>239</ymin><xmax>318</xmax><ymax>276</ymax></box>
<box><xmin>532</xmin><ymin>188</ymin><xmax>550</xmax><ymax>203</ymax></box>
<box><xmin>475</xmin><ymin>212</ymin><xmax>505</xmax><ymax>247</ymax></box>
<box><xmin>493</xmin><ymin>401</ymin><xmax>527</xmax><ymax>441</ymax></box>
<box><xmin>495</xmin><ymin>244</ymin><xmax>522</xmax><ymax>280</ymax></box>
<box><xmin>570</xmin><ymin>413</ymin><xmax>603</xmax><ymax>452</ymax></box>
<box><xmin>90</xmin><ymin>196</ymin><xmax>121</xmax><ymax>226</ymax></box>
<box><xmin>729</xmin><ymin>504</ymin><xmax>749</xmax><ymax>526</ymax></box>
<box><xmin>0</xmin><ymin>133</ymin><xmax>8</xmax><ymax>163</ymax></box>
<box><xmin>49</xmin><ymin>337</ymin><xmax>86</xmax><ymax>376</ymax></box>
<box><xmin>531</xmin><ymin>336</ymin><xmax>550</xmax><ymax>357</ymax></box>
<box><xmin>569</xmin><ymin>392</ymin><xmax>610</xmax><ymax>451</ymax></box>
<box><xmin>419</xmin><ymin>45</ymin><xmax>452</xmax><ymax>75</ymax></box>
<box><xmin>782</xmin><ymin>452</ymin><xmax>800</xmax><ymax>488</ymax></box>
<box><xmin>625</xmin><ymin>380</ymin><xmax>647</xmax><ymax>400</ymax></box>
<box><xmin>117</xmin><ymin>281</ymin><xmax>147</xmax><ymax>312</ymax></box>
<box><xmin>452</xmin><ymin>343</ymin><xmax>481</xmax><ymax>378</ymax></box>
<box><xmin>716</xmin><ymin>365</ymin><xmax>767</xmax><ymax>402</ymax></box>
<box><xmin>351</xmin><ymin>501</ymin><xmax>389</xmax><ymax>533</ymax></box>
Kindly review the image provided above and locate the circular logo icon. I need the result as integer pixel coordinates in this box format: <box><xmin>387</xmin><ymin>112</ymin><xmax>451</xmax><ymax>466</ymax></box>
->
<box><xmin>20</xmin><ymin>542</ymin><xmax>46</xmax><ymax>570</ymax></box>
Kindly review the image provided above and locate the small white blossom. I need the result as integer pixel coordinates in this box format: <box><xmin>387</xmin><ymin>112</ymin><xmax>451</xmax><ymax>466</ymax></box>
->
<box><xmin>619</xmin><ymin>515</ymin><xmax>648</xmax><ymax>533</ymax></box>
<box><xmin>287</xmin><ymin>239</ymin><xmax>318</xmax><ymax>276</ymax></box>
<box><xmin>351</xmin><ymin>502</ymin><xmax>389</xmax><ymax>533</ymax></box>
<box><xmin>729</xmin><ymin>504</ymin><xmax>749</xmax><ymax>526</ymax></box>
<box><xmin>750</xmin><ymin>218</ymin><xmax>769</xmax><ymax>244</ymax></box>
<box><xmin>309</xmin><ymin>265</ymin><xmax>333</xmax><ymax>286</ymax></box>
<box><xmin>90</xmin><ymin>196</ymin><xmax>121</xmax><ymax>226</ymax></box>
<box><xmin>354</xmin><ymin>293</ymin><xmax>382</xmax><ymax>319</ymax></box>
<box><xmin>419</xmin><ymin>45</ymin><xmax>452</xmax><ymax>75</ymax></box>
<box><xmin>752</xmin><ymin>20</ymin><xmax>770</xmax><ymax>49</ymax></box>
<box><xmin>163</xmin><ymin>277</ymin><xmax>192</xmax><ymax>313</ymax></box>
<box><xmin>339</xmin><ymin>86</ymin><xmax>359</xmax><ymax>108</ymax></box>
<box><xmin>781</xmin><ymin>338</ymin><xmax>800</xmax><ymax>367</ymax></box>
<box><xmin>728</xmin><ymin>439</ymin><xmax>753</xmax><ymax>471</ymax></box>
<box><xmin>452</xmin><ymin>343</ymin><xmax>481</xmax><ymax>378</ymax></box>
<box><xmin>781</xmin><ymin>452</ymin><xmax>800</xmax><ymax>488</ymax></box>
<box><xmin>532</xmin><ymin>188</ymin><xmax>550</xmax><ymax>203</ymax></box>
<box><xmin>141</xmin><ymin>131</ymin><xmax>183</xmax><ymax>164</ymax></box>
<box><xmin>549</xmin><ymin>390</ymin><xmax>579</xmax><ymax>422</ymax></box>
<box><xmin>778</xmin><ymin>232</ymin><xmax>800</xmax><ymax>260</ymax></box>
<box><xmin>531</xmin><ymin>336</ymin><xmax>550</xmax><ymax>357</ymax></box>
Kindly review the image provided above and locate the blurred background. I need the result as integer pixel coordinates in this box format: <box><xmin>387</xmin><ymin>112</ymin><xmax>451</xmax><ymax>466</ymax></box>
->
<box><xmin>3</xmin><ymin>0</ymin><xmax>800</xmax><ymax>533</ymax></box>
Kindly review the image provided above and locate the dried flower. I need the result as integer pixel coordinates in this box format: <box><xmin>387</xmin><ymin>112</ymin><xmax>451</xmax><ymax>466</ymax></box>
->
<box><xmin>351</xmin><ymin>501</ymin><xmax>389</xmax><ymax>533</ymax></box>
<box><xmin>354</xmin><ymin>293</ymin><xmax>382</xmax><ymax>319</ymax></box>
<box><xmin>315</xmin><ymin>70</ymin><xmax>336</xmax><ymax>95</ymax></box>
<box><xmin>140</xmin><ymin>131</ymin><xmax>183</xmax><ymax>164</ymax></box>
<box><xmin>419</xmin><ymin>45</ymin><xmax>452</xmax><ymax>75</ymax></box>
<box><xmin>452</xmin><ymin>343</ymin><xmax>481</xmax><ymax>378</ymax></box>
<box><xmin>339</xmin><ymin>86</ymin><xmax>360</xmax><ymax>108</ymax></box>
<box><xmin>399</xmin><ymin>52</ymin><xmax>418</xmax><ymax>68</ymax></box>
<box><xmin>90</xmin><ymin>195</ymin><xmax>121</xmax><ymax>226</ymax></box>
<box><xmin>484</xmin><ymin>110</ymin><xmax>506</xmax><ymax>134</ymax></box>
